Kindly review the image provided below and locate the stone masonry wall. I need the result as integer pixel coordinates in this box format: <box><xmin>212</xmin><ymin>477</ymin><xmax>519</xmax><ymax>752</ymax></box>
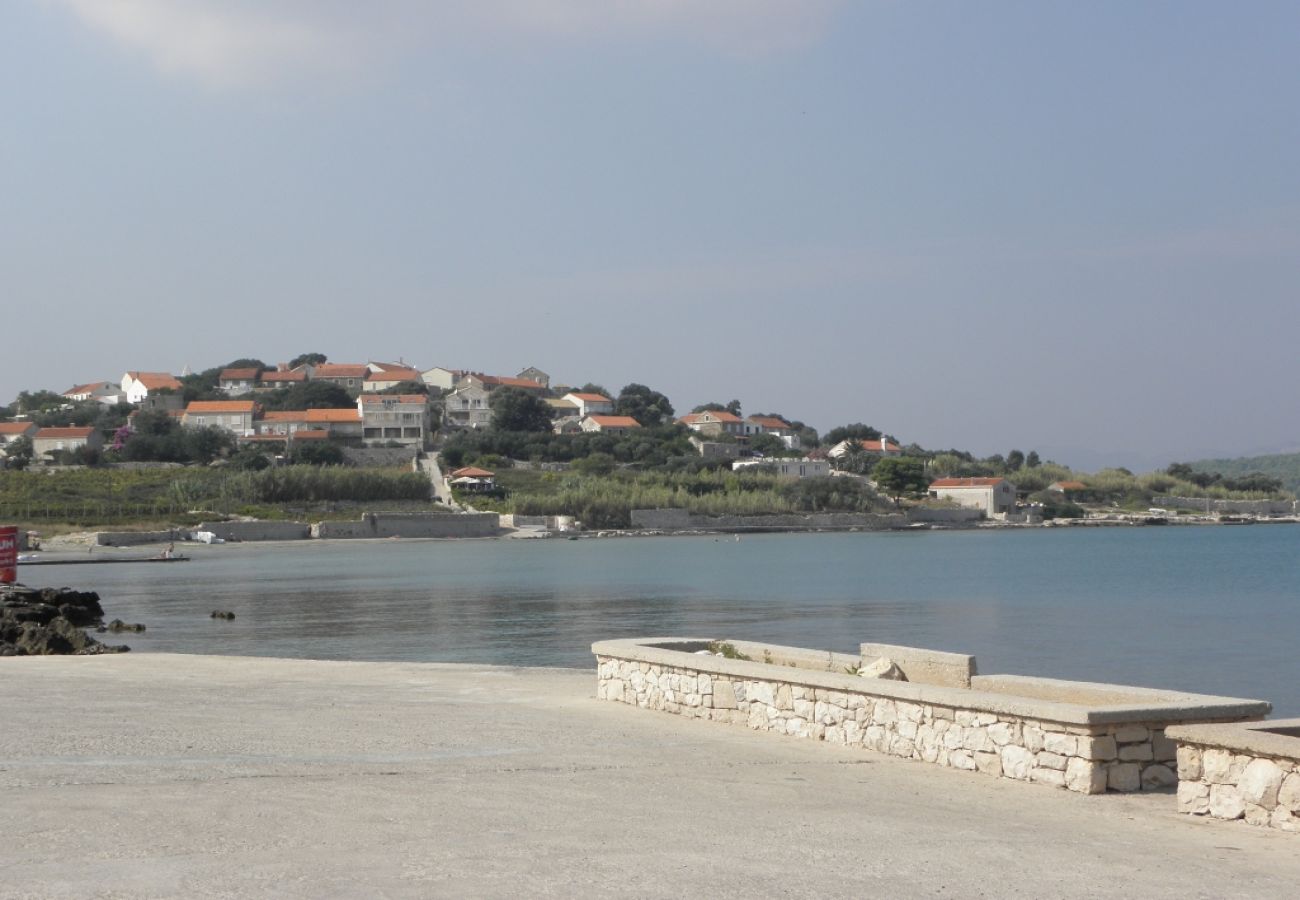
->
<box><xmin>1175</xmin><ymin>746</ymin><xmax>1300</xmax><ymax>833</ymax></box>
<box><xmin>596</xmin><ymin>655</ymin><xmax>1180</xmax><ymax>795</ymax></box>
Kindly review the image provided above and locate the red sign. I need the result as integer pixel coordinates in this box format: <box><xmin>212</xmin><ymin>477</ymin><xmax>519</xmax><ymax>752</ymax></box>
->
<box><xmin>0</xmin><ymin>525</ymin><xmax>17</xmax><ymax>584</ymax></box>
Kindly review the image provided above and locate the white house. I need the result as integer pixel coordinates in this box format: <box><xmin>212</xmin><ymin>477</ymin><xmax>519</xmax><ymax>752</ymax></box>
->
<box><xmin>744</xmin><ymin>415</ymin><xmax>800</xmax><ymax>449</ymax></box>
<box><xmin>362</xmin><ymin>367</ymin><xmax>423</xmax><ymax>393</ymax></box>
<box><xmin>32</xmin><ymin>426</ymin><xmax>103</xmax><ymax>462</ymax></box>
<box><xmin>0</xmin><ymin>421</ymin><xmax>37</xmax><ymax>459</ymax></box>
<box><xmin>63</xmin><ymin>382</ymin><xmax>126</xmax><ymax>406</ymax></box>
<box><xmin>358</xmin><ymin>394</ymin><xmax>429</xmax><ymax>445</ymax></box>
<box><xmin>563</xmin><ymin>392</ymin><xmax>615</xmax><ymax>417</ymax></box>
<box><xmin>732</xmin><ymin>457</ymin><xmax>829</xmax><ymax>478</ymax></box>
<box><xmin>121</xmin><ymin>371</ymin><xmax>184</xmax><ymax>405</ymax></box>
<box><xmin>217</xmin><ymin>368</ymin><xmax>260</xmax><ymax>395</ymax></box>
<box><xmin>828</xmin><ymin>438</ymin><xmax>902</xmax><ymax>459</ymax></box>
<box><xmin>928</xmin><ymin>477</ymin><xmax>1017</xmax><ymax>516</ymax></box>
<box><xmin>421</xmin><ymin>367</ymin><xmax>467</xmax><ymax>392</ymax></box>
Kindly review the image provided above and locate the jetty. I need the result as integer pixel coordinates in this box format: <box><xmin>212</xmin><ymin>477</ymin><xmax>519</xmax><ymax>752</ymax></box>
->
<box><xmin>2</xmin><ymin>654</ymin><xmax>1298</xmax><ymax>898</ymax></box>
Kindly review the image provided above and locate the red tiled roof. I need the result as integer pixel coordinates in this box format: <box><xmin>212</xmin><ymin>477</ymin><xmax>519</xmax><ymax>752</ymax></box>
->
<box><xmin>218</xmin><ymin>368</ymin><xmax>260</xmax><ymax>381</ymax></box>
<box><xmin>859</xmin><ymin>439</ymin><xmax>901</xmax><ymax>452</ymax></box>
<box><xmin>312</xmin><ymin>364</ymin><xmax>369</xmax><ymax>378</ymax></box>
<box><xmin>567</xmin><ymin>392</ymin><xmax>611</xmax><ymax>403</ymax></box>
<box><xmin>746</xmin><ymin>415</ymin><xmax>791</xmax><ymax>430</ymax></box>
<box><xmin>929</xmin><ymin>477</ymin><xmax>1005</xmax><ymax>488</ymax></box>
<box><xmin>680</xmin><ymin>410</ymin><xmax>741</xmax><ymax>424</ymax></box>
<box><xmin>260</xmin><ymin>370</ymin><xmax>306</xmax><ymax>383</ymax></box>
<box><xmin>185</xmin><ymin>401</ymin><xmax>256</xmax><ymax>413</ymax></box>
<box><xmin>451</xmin><ymin>467</ymin><xmax>495</xmax><ymax>478</ymax></box>
<box><xmin>259</xmin><ymin>410</ymin><xmax>308</xmax><ymax>421</ymax></box>
<box><xmin>364</xmin><ymin>368</ymin><xmax>422</xmax><ymax>383</ymax></box>
<box><xmin>63</xmin><ymin>382</ymin><xmax>114</xmax><ymax>397</ymax></box>
<box><xmin>34</xmin><ymin>426</ymin><xmax>95</xmax><ymax>439</ymax></box>
<box><xmin>304</xmin><ymin>408</ymin><xmax>360</xmax><ymax>423</ymax></box>
<box><xmin>126</xmin><ymin>372</ymin><xmax>183</xmax><ymax>391</ymax></box>
<box><xmin>0</xmin><ymin>422</ymin><xmax>36</xmax><ymax>436</ymax></box>
<box><xmin>587</xmin><ymin>415</ymin><xmax>641</xmax><ymax>428</ymax></box>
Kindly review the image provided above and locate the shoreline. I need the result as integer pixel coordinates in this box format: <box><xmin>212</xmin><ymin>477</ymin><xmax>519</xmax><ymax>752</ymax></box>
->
<box><xmin>3</xmin><ymin>652</ymin><xmax>1298</xmax><ymax>898</ymax></box>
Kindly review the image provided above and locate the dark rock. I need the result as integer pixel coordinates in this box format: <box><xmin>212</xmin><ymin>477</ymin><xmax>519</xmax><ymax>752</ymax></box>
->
<box><xmin>2</xmin><ymin>584</ymin><xmax>129</xmax><ymax>656</ymax></box>
<box><xmin>106</xmin><ymin>619</ymin><xmax>146</xmax><ymax>633</ymax></box>
<box><xmin>210</xmin><ymin>610</ymin><xmax>236</xmax><ymax>620</ymax></box>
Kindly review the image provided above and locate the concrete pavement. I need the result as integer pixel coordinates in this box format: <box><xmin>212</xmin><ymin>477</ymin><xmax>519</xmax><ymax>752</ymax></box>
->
<box><xmin>2</xmin><ymin>654</ymin><xmax>1298</xmax><ymax>898</ymax></box>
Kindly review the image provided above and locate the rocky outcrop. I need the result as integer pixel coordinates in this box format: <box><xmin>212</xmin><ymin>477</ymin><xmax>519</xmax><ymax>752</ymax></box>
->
<box><xmin>1</xmin><ymin>585</ymin><xmax>129</xmax><ymax>655</ymax></box>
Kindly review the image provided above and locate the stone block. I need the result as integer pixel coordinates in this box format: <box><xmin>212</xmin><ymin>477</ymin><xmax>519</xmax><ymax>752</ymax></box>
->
<box><xmin>1176</xmin><ymin>746</ymin><xmax>1202</xmax><ymax>781</ymax></box>
<box><xmin>1065</xmin><ymin>757</ymin><xmax>1107</xmax><ymax>794</ymax></box>
<box><xmin>1177</xmin><ymin>781</ymin><xmax>1210</xmax><ymax>814</ymax></box>
<box><xmin>898</xmin><ymin>702</ymin><xmax>925</xmax><ymax>723</ymax></box>
<box><xmin>1271</xmin><ymin>808</ymin><xmax>1299</xmax><ymax>833</ymax></box>
<box><xmin>1023</xmin><ymin>726</ymin><xmax>1045</xmax><ymax>754</ymax></box>
<box><xmin>949</xmin><ymin>751</ymin><xmax>976</xmax><ymax>771</ymax></box>
<box><xmin>955</xmin><ymin>711</ymin><xmax>977</xmax><ymax>727</ymax></box>
<box><xmin>873</xmin><ymin>699</ymin><xmax>898</xmax><ymax>725</ymax></box>
<box><xmin>748</xmin><ymin>682</ymin><xmax>774</xmax><ymax>707</ymax></box>
<box><xmin>1031</xmin><ymin>767</ymin><xmax>1067</xmax><ymax>788</ymax></box>
<box><xmin>1245</xmin><ymin>804</ymin><xmax>1271</xmax><ymax>827</ymax></box>
<box><xmin>1035</xmin><ymin>752</ymin><xmax>1068</xmax><ymax>772</ymax></box>
<box><xmin>786</xmin><ymin>717</ymin><xmax>808</xmax><ymax>737</ymax></box>
<box><xmin>712</xmin><ymin>681</ymin><xmax>737</xmax><ymax>710</ymax></box>
<box><xmin>1118</xmin><ymin>744</ymin><xmax>1154</xmax><ymax>762</ymax></box>
<box><xmin>698</xmin><ymin>673</ymin><xmax>712</xmax><ymax>695</ymax></box>
<box><xmin>1077</xmin><ymin>735</ymin><xmax>1118</xmax><ymax>761</ymax></box>
<box><xmin>1151</xmin><ymin>730</ymin><xmax>1176</xmax><ymax>761</ymax></box>
<box><xmin>747</xmin><ymin>704</ymin><xmax>769</xmax><ymax>730</ymax></box>
<box><xmin>607</xmin><ymin>680</ymin><xmax>625</xmax><ymax>702</ymax></box>
<box><xmin>824</xmin><ymin>725</ymin><xmax>843</xmax><ymax>744</ymax></box>
<box><xmin>1202</xmin><ymin>748</ymin><xmax>1235</xmax><ymax>784</ymax></box>
<box><xmin>1000</xmin><ymin>745</ymin><xmax>1034</xmax><ymax>780</ymax></box>
<box><xmin>1279</xmin><ymin>773</ymin><xmax>1300</xmax><ymax>813</ymax></box>
<box><xmin>1043</xmin><ymin>733</ymin><xmax>1077</xmax><ymax>757</ymax></box>
<box><xmin>1239</xmin><ymin>759</ymin><xmax>1285</xmax><ymax>810</ymax></box>
<box><xmin>943</xmin><ymin>728</ymin><xmax>964</xmax><ymax>751</ymax></box>
<box><xmin>1140</xmin><ymin>764</ymin><xmax>1176</xmax><ymax>791</ymax></box>
<box><xmin>794</xmin><ymin>699</ymin><xmax>815</xmax><ymax>720</ymax></box>
<box><xmin>987</xmin><ymin>722</ymin><xmax>1017</xmax><ymax>747</ymax></box>
<box><xmin>775</xmin><ymin>684</ymin><xmax>793</xmax><ymax>711</ymax></box>
<box><xmin>962</xmin><ymin>727</ymin><xmax>994</xmax><ymax>754</ymax></box>
<box><xmin>974</xmin><ymin>751</ymin><xmax>1002</xmax><ymax>776</ymax></box>
<box><xmin>1114</xmin><ymin>724</ymin><xmax>1149</xmax><ymax>744</ymax></box>
<box><xmin>1108</xmin><ymin>763</ymin><xmax>1141</xmax><ymax>793</ymax></box>
<box><xmin>843</xmin><ymin>720</ymin><xmax>862</xmax><ymax>745</ymax></box>
<box><xmin>1209</xmin><ymin>784</ymin><xmax>1246</xmax><ymax>820</ymax></box>
<box><xmin>932</xmin><ymin>706</ymin><xmax>954</xmax><ymax>720</ymax></box>
<box><xmin>889</xmin><ymin>736</ymin><xmax>916</xmax><ymax>758</ymax></box>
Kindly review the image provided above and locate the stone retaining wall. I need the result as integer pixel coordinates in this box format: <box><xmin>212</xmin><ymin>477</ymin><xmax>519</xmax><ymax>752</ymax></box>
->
<box><xmin>195</xmin><ymin>521</ymin><xmax>311</xmax><ymax>542</ymax></box>
<box><xmin>1153</xmin><ymin>496</ymin><xmax>1296</xmax><ymax>515</ymax></box>
<box><xmin>95</xmin><ymin>530</ymin><xmax>178</xmax><ymax>547</ymax></box>
<box><xmin>594</xmin><ymin>638</ymin><xmax>1270</xmax><ymax>796</ymax></box>
<box><xmin>313</xmin><ymin>512</ymin><xmax>499</xmax><ymax>539</ymax></box>
<box><xmin>1169</xmin><ymin>720</ymin><xmax>1300</xmax><ymax>833</ymax></box>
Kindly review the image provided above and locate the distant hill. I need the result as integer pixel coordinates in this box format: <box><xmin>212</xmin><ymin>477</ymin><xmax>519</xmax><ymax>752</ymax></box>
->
<box><xmin>1187</xmin><ymin>452</ymin><xmax>1300</xmax><ymax>495</ymax></box>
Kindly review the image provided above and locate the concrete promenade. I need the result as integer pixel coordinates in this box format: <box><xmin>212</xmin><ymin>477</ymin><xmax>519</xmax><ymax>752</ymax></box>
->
<box><xmin>2</xmin><ymin>655</ymin><xmax>1298</xmax><ymax>898</ymax></box>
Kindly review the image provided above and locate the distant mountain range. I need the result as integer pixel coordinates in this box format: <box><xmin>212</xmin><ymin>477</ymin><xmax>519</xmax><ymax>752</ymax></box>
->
<box><xmin>1188</xmin><ymin>452</ymin><xmax>1300</xmax><ymax>495</ymax></box>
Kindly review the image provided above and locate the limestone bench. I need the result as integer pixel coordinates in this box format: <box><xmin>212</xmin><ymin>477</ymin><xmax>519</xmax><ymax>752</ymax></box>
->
<box><xmin>593</xmin><ymin>637</ymin><xmax>1271</xmax><ymax>795</ymax></box>
<box><xmin>1168</xmin><ymin>719</ymin><xmax>1300</xmax><ymax>832</ymax></box>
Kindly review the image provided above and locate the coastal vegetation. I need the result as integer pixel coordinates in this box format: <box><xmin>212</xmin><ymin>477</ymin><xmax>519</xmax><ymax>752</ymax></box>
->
<box><xmin>461</xmin><ymin>468</ymin><xmax>886</xmax><ymax>529</ymax></box>
<box><xmin>0</xmin><ymin>466</ymin><xmax>429</xmax><ymax>526</ymax></box>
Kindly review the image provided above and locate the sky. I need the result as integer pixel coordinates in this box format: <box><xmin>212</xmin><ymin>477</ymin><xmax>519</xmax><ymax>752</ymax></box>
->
<box><xmin>2</xmin><ymin>0</ymin><xmax>1298</xmax><ymax>472</ymax></box>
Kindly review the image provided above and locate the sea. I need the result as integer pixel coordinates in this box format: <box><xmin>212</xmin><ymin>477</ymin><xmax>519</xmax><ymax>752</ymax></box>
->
<box><xmin>21</xmin><ymin>525</ymin><xmax>1300</xmax><ymax>715</ymax></box>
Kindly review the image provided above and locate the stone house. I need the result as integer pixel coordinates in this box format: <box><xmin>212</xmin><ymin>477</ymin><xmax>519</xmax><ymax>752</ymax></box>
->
<box><xmin>307</xmin><ymin>364</ymin><xmax>370</xmax><ymax>395</ymax></box>
<box><xmin>679</xmin><ymin>410</ymin><xmax>745</xmax><ymax>437</ymax></box>
<box><xmin>256</xmin><ymin>368</ymin><xmax>307</xmax><ymax>390</ymax></box>
<box><xmin>217</xmin><ymin>368</ymin><xmax>261</xmax><ymax>395</ymax></box>
<box><xmin>304</xmin><ymin>407</ymin><xmax>363</xmax><ymax>440</ymax></box>
<box><xmin>516</xmin><ymin>367</ymin><xmax>550</xmax><ymax>389</ymax></box>
<box><xmin>580</xmin><ymin>415</ymin><xmax>642</xmax><ymax>434</ymax></box>
<box><xmin>443</xmin><ymin>382</ymin><xmax>492</xmax><ymax>429</ymax></box>
<box><xmin>358</xmin><ymin>394</ymin><xmax>429</xmax><ymax>446</ymax></box>
<box><xmin>32</xmin><ymin>426</ymin><xmax>103</xmax><ymax>462</ymax></box>
<box><xmin>744</xmin><ymin>415</ymin><xmax>800</xmax><ymax>449</ymax></box>
<box><xmin>182</xmin><ymin>400</ymin><xmax>257</xmax><ymax>437</ymax></box>
<box><xmin>255</xmin><ymin>410</ymin><xmax>310</xmax><ymax>436</ymax></box>
<box><xmin>929</xmin><ymin>477</ymin><xmax>1017</xmax><ymax>516</ymax></box>
<box><xmin>449</xmin><ymin>466</ymin><xmax>495</xmax><ymax>493</ymax></box>
<box><xmin>121</xmin><ymin>371</ymin><xmax>183</xmax><ymax>405</ymax></box>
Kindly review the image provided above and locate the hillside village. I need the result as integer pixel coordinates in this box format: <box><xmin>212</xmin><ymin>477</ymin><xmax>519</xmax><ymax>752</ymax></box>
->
<box><xmin>0</xmin><ymin>355</ymin><xmax>1294</xmax><ymax>530</ymax></box>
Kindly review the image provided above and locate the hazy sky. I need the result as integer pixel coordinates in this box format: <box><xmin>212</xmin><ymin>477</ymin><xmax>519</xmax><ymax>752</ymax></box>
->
<box><xmin>3</xmin><ymin>1</ymin><xmax>1297</xmax><ymax>471</ymax></box>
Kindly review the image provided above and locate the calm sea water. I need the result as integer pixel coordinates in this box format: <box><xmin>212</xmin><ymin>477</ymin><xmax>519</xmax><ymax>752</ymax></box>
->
<box><xmin>21</xmin><ymin>526</ymin><xmax>1300</xmax><ymax>714</ymax></box>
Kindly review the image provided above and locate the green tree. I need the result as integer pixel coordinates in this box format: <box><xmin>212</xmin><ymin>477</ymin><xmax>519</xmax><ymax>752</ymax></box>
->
<box><xmin>824</xmin><ymin>423</ymin><xmax>882</xmax><ymax>445</ymax></box>
<box><xmin>1025</xmin><ymin>450</ymin><xmax>1041</xmax><ymax>468</ymax></box>
<box><xmin>490</xmin><ymin>387</ymin><xmax>552</xmax><ymax>433</ymax></box>
<box><xmin>1007</xmin><ymin>449</ymin><xmax>1025</xmax><ymax>471</ymax></box>
<box><xmin>692</xmin><ymin>400</ymin><xmax>742</xmax><ymax>415</ymax></box>
<box><xmin>577</xmin><ymin>383</ymin><xmax>610</xmax><ymax>398</ymax></box>
<box><xmin>615</xmin><ymin>383</ymin><xmax>674</xmax><ymax>427</ymax></box>
<box><xmin>4</xmin><ymin>435</ymin><xmax>33</xmax><ymax>469</ymax></box>
<box><xmin>291</xmin><ymin>441</ymin><xmax>345</xmax><ymax>466</ymax></box>
<box><xmin>872</xmin><ymin>457</ymin><xmax>929</xmax><ymax>501</ymax></box>
<box><xmin>289</xmin><ymin>352</ymin><xmax>328</xmax><ymax>369</ymax></box>
<box><xmin>260</xmin><ymin>381</ymin><xmax>353</xmax><ymax>411</ymax></box>
<box><xmin>14</xmin><ymin>390</ymin><xmax>67</xmax><ymax>414</ymax></box>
